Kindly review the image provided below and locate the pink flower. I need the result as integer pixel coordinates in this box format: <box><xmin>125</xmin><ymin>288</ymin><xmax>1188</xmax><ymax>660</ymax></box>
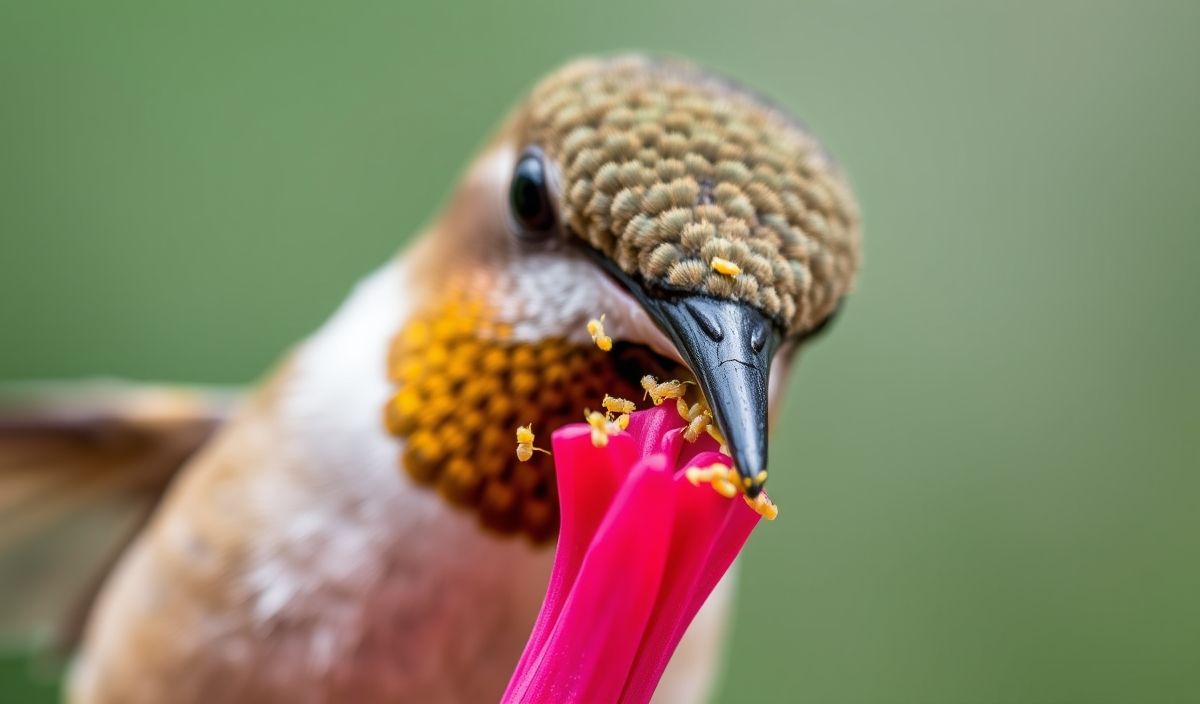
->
<box><xmin>503</xmin><ymin>405</ymin><xmax>764</xmax><ymax>703</ymax></box>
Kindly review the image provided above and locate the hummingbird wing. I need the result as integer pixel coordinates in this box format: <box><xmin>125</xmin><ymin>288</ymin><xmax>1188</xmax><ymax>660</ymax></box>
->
<box><xmin>0</xmin><ymin>380</ymin><xmax>237</xmax><ymax>649</ymax></box>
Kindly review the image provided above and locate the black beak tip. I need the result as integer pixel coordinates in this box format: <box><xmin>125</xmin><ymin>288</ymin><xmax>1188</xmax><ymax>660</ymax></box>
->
<box><xmin>730</xmin><ymin>438</ymin><xmax>768</xmax><ymax>498</ymax></box>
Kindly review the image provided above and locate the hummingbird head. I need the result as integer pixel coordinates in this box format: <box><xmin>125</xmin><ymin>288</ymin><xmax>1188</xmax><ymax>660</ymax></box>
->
<box><xmin>392</xmin><ymin>55</ymin><xmax>860</xmax><ymax>539</ymax></box>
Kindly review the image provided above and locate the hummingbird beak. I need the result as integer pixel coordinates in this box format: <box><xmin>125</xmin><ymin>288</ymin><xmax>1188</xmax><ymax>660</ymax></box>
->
<box><xmin>646</xmin><ymin>296</ymin><xmax>777</xmax><ymax>498</ymax></box>
<box><xmin>584</xmin><ymin>252</ymin><xmax>780</xmax><ymax>497</ymax></box>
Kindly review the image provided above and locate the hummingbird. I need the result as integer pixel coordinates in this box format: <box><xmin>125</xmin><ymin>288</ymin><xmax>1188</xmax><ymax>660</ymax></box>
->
<box><xmin>0</xmin><ymin>55</ymin><xmax>860</xmax><ymax>703</ymax></box>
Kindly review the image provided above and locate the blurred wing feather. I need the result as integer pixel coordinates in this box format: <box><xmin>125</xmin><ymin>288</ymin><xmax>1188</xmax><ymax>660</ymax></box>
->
<box><xmin>0</xmin><ymin>381</ymin><xmax>238</xmax><ymax>648</ymax></box>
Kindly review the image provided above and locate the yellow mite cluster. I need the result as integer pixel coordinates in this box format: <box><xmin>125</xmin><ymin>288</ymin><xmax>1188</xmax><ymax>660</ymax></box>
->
<box><xmin>515</xmin><ymin>423</ymin><xmax>551</xmax><ymax>462</ymax></box>
<box><xmin>602</xmin><ymin>393</ymin><xmax>637</xmax><ymax>415</ymax></box>
<box><xmin>743</xmin><ymin>491</ymin><xmax>779</xmax><ymax>520</ymax></box>
<box><xmin>587</xmin><ymin>315</ymin><xmax>613</xmax><ymax>351</ymax></box>
<box><xmin>640</xmin><ymin>374</ymin><xmax>693</xmax><ymax>406</ymax></box>
<box><xmin>676</xmin><ymin>397</ymin><xmax>713</xmax><ymax>442</ymax></box>
<box><xmin>592</xmin><ymin>372</ymin><xmax>781</xmax><ymax>518</ymax></box>
<box><xmin>685</xmin><ymin>463</ymin><xmax>779</xmax><ymax>520</ymax></box>
<box><xmin>584</xmin><ymin>408</ymin><xmax>628</xmax><ymax>447</ymax></box>
<box><xmin>601</xmin><ymin>393</ymin><xmax>636</xmax><ymax>429</ymax></box>
<box><xmin>685</xmin><ymin>463</ymin><xmax>741</xmax><ymax>499</ymax></box>
<box><xmin>668</xmin><ymin>387</ymin><xmax>727</xmax><ymax>450</ymax></box>
<box><xmin>709</xmin><ymin>256</ymin><xmax>742</xmax><ymax>277</ymax></box>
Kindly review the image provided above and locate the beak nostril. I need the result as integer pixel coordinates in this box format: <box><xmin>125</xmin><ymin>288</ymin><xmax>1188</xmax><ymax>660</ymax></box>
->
<box><xmin>750</xmin><ymin>322</ymin><xmax>767</xmax><ymax>353</ymax></box>
<box><xmin>683</xmin><ymin>299</ymin><xmax>724</xmax><ymax>342</ymax></box>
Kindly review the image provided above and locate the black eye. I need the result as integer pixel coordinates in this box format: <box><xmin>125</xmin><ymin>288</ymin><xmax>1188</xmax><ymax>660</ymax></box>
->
<box><xmin>509</xmin><ymin>150</ymin><xmax>555</xmax><ymax>236</ymax></box>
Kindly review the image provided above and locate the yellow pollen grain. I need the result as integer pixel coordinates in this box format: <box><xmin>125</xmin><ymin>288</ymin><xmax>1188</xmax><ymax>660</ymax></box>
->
<box><xmin>705</xmin><ymin>423</ymin><xmax>728</xmax><ymax>454</ymax></box>
<box><xmin>684</xmin><ymin>414</ymin><xmax>711</xmax><ymax>442</ymax></box>
<box><xmin>584</xmin><ymin>410</ymin><xmax>607</xmax><ymax>428</ymax></box>
<box><xmin>585</xmin><ymin>409</ymin><xmax>620</xmax><ymax>448</ymax></box>
<box><xmin>710</xmin><ymin>256</ymin><xmax>741</xmax><ymax>277</ymax></box>
<box><xmin>641</xmin><ymin>375</ymin><xmax>693</xmax><ymax>406</ymax></box>
<box><xmin>675</xmin><ymin>397</ymin><xmax>713</xmax><ymax>443</ymax></box>
<box><xmin>712</xmin><ymin>477</ymin><xmax>739</xmax><ymax>499</ymax></box>
<box><xmin>744</xmin><ymin>493</ymin><xmax>779</xmax><ymax>520</ymax></box>
<box><xmin>600</xmin><ymin>393</ymin><xmax>635</xmax><ymax>432</ymax></box>
<box><xmin>515</xmin><ymin>423</ymin><xmax>550</xmax><ymax>462</ymax></box>
<box><xmin>602</xmin><ymin>394</ymin><xmax>637</xmax><ymax>415</ymax></box>
<box><xmin>587</xmin><ymin>314</ymin><xmax>613</xmax><ymax>352</ymax></box>
<box><xmin>686</xmin><ymin>463</ymin><xmax>740</xmax><ymax>499</ymax></box>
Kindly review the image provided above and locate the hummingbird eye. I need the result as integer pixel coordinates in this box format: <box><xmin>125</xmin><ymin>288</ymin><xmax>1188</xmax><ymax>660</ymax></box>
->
<box><xmin>509</xmin><ymin>149</ymin><xmax>555</xmax><ymax>237</ymax></box>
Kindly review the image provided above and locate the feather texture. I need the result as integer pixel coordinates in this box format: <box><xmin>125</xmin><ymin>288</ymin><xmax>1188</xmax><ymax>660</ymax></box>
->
<box><xmin>0</xmin><ymin>382</ymin><xmax>232</xmax><ymax>647</ymax></box>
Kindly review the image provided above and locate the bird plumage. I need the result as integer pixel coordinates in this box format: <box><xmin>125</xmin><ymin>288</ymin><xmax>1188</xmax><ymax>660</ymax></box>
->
<box><xmin>0</xmin><ymin>54</ymin><xmax>860</xmax><ymax>703</ymax></box>
<box><xmin>69</xmin><ymin>263</ymin><xmax>559</xmax><ymax>702</ymax></box>
<box><xmin>68</xmin><ymin>148</ymin><xmax>740</xmax><ymax>703</ymax></box>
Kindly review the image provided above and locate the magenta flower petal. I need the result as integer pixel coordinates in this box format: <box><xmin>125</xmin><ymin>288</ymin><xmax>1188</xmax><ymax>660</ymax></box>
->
<box><xmin>510</xmin><ymin>426</ymin><xmax>638</xmax><ymax>680</ymax></box>
<box><xmin>620</xmin><ymin>450</ymin><xmax>761</xmax><ymax>702</ymax></box>
<box><xmin>503</xmin><ymin>405</ymin><xmax>766</xmax><ymax>704</ymax></box>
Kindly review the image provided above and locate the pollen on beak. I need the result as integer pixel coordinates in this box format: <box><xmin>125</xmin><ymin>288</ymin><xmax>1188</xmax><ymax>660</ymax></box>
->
<box><xmin>582</xmin><ymin>247</ymin><xmax>779</xmax><ymax>497</ymax></box>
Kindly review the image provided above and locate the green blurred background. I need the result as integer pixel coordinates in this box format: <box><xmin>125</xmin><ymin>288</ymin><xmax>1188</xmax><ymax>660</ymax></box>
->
<box><xmin>2</xmin><ymin>1</ymin><xmax>1198</xmax><ymax>702</ymax></box>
